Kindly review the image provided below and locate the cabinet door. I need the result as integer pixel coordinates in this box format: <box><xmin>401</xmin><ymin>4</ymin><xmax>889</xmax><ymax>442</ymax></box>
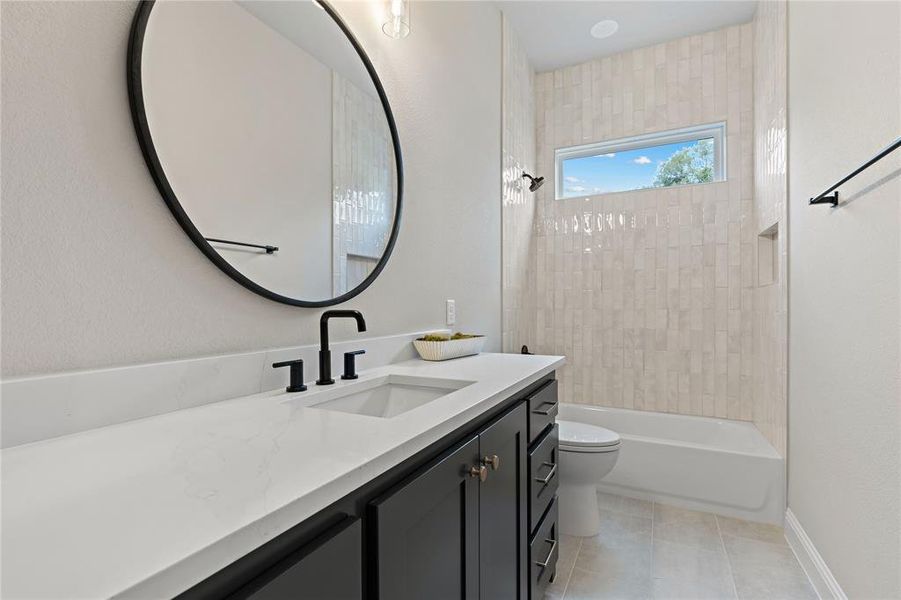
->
<box><xmin>371</xmin><ymin>436</ymin><xmax>481</xmax><ymax>600</ymax></box>
<box><xmin>478</xmin><ymin>402</ymin><xmax>528</xmax><ymax>600</ymax></box>
<box><xmin>241</xmin><ymin>517</ymin><xmax>362</xmax><ymax>600</ymax></box>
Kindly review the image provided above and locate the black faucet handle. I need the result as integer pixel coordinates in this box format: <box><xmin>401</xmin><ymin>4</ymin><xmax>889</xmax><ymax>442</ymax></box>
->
<box><xmin>272</xmin><ymin>359</ymin><xmax>308</xmax><ymax>393</ymax></box>
<box><xmin>342</xmin><ymin>350</ymin><xmax>366</xmax><ymax>380</ymax></box>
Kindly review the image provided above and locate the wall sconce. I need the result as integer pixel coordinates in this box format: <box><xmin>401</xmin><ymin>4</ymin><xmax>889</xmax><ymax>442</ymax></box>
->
<box><xmin>382</xmin><ymin>0</ymin><xmax>412</xmax><ymax>39</ymax></box>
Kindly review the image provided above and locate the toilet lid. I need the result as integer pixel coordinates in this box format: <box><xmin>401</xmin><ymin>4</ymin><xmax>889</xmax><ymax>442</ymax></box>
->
<box><xmin>558</xmin><ymin>420</ymin><xmax>620</xmax><ymax>449</ymax></box>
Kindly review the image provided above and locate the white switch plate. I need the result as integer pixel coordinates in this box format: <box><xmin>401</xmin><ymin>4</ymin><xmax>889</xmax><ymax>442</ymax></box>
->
<box><xmin>446</xmin><ymin>299</ymin><xmax>456</xmax><ymax>326</ymax></box>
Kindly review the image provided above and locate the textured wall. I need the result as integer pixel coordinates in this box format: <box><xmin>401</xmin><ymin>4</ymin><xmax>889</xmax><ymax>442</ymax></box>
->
<box><xmin>751</xmin><ymin>0</ymin><xmax>787</xmax><ymax>454</ymax></box>
<box><xmin>0</xmin><ymin>1</ymin><xmax>502</xmax><ymax>377</ymax></box>
<box><xmin>501</xmin><ymin>15</ymin><xmax>537</xmax><ymax>354</ymax></box>
<box><xmin>787</xmin><ymin>1</ymin><xmax>900</xmax><ymax>597</ymax></box>
<box><xmin>532</xmin><ymin>24</ymin><xmax>756</xmax><ymax>419</ymax></box>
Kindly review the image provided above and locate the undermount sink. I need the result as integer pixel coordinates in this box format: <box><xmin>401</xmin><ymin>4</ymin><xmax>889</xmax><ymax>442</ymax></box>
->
<box><xmin>294</xmin><ymin>374</ymin><xmax>474</xmax><ymax>418</ymax></box>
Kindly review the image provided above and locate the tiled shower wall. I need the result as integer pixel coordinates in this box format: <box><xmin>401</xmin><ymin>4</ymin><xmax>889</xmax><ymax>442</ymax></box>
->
<box><xmin>751</xmin><ymin>1</ymin><xmax>788</xmax><ymax>454</ymax></box>
<box><xmin>501</xmin><ymin>16</ymin><xmax>537</xmax><ymax>353</ymax></box>
<box><xmin>531</xmin><ymin>24</ymin><xmax>757</xmax><ymax>421</ymax></box>
<box><xmin>501</xmin><ymin>9</ymin><xmax>789</xmax><ymax>452</ymax></box>
<box><xmin>332</xmin><ymin>73</ymin><xmax>395</xmax><ymax>296</ymax></box>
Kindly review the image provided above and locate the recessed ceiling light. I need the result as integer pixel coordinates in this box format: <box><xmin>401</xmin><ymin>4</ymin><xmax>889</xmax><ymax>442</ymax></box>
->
<box><xmin>590</xmin><ymin>19</ymin><xmax>619</xmax><ymax>39</ymax></box>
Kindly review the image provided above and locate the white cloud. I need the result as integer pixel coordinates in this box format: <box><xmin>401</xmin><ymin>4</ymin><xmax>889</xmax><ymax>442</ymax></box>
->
<box><xmin>602</xmin><ymin>153</ymin><xmax>616</xmax><ymax>158</ymax></box>
<box><xmin>564</xmin><ymin>176</ymin><xmax>582</xmax><ymax>183</ymax></box>
<box><xmin>633</xmin><ymin>156</ymin><xmax>652</xmax><ymax>165</ymax></box>
<box><xmin>566</xmin><ymin>185</ymin><xmax>587</xmax><ymax>193</ymax></box>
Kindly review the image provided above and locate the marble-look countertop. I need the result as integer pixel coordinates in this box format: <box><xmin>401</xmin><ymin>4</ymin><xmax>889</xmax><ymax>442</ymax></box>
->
<box><xmin>1</xmin><ymin>353</ymin><xmax>564</xmax><ymax>599</ymax></box>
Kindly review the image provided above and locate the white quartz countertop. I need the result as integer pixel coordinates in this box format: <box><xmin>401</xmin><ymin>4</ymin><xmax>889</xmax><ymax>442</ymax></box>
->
<box><xmin>1</xmin><ymin>353</ymin><xmax>563</xmax><ymax>599</ymax></box>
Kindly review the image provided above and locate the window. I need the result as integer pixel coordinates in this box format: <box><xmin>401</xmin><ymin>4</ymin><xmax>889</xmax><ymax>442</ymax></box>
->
<box><xmin>554</xmin><ymin>122</ymin><xmax>726</xmax><ymax>199</ymax></box>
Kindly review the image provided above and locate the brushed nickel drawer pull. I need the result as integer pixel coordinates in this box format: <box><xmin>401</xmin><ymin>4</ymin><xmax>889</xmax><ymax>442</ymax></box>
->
<box><xmin>535</xmin><ymin>538</ymin><xmax>557</xmax><ymax>569</ymax></box>
<box><xmin>532</xmin><ymin>400</ymin><xmax>557</xmax><ymax>416</ymax></box>
<box><xmin>534</xmin><ymin>462</ymin><xmax>557</xmax><ymax>485</ymax></box>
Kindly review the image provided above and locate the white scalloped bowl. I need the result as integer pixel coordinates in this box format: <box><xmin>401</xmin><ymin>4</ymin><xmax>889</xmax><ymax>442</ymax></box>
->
<box><xmin>413</xmin><ymin>336</ymin><xmax>486</xmax><ymax>361</ymax></box>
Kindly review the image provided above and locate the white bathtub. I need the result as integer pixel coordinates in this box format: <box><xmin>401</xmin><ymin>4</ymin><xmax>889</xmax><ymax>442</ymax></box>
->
<box><xmin>559</xmin><ymin>404</ymin><xmax>785</xmax><ymax>524</ymax></box>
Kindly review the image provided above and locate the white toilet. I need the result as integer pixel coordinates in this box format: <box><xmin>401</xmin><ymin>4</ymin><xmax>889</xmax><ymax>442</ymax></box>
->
<box><xmin>557</xmin><ymin>420</ymin><xmax>621</xmax><ymax>537</ymax></box>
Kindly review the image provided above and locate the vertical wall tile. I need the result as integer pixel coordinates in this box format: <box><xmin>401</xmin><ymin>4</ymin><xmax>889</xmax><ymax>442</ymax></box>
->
<box><xmin>503</xmin><ymin>13</ymin><xmax>784</xmax><ymax>439</ymax></box>
<box><xmin>750</xmin><ymin>1</ymin><xmax>788</xmax><ymax>455</ymax></box>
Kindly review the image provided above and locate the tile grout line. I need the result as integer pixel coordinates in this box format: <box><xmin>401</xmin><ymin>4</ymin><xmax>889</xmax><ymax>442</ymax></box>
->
<box><xmin>649</xmin><ymin>500</ymin><xmax>656</xmax><ymax>582</ymax></box>
<box><xmin>715</xmin><ymin>515</ymin><xmax>741</xmax><ymax>600</ymax></box>
<box><xmin>559</xmin><ymin>536</ymin><xmax>583</xmax><ymax>599</ymax></box>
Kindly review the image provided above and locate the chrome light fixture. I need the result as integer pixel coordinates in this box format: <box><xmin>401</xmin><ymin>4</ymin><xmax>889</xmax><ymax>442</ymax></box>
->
<box><xmin>382</xmin><ymin>0</ymin><xmax>412</xmax><ymax>39</ymax></box>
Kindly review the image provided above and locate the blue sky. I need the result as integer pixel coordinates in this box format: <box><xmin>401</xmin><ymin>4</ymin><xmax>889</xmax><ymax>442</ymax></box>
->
<box><xmin>560</xmin><ymin>139</ymin><xmax>705</xmax><ymax>198</ymax></box>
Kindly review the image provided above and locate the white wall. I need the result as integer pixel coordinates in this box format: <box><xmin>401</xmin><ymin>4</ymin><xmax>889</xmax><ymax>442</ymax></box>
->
<box><xmin>787</xmin><ymin>2</ymin><xmax>900</xmax><ymax>598</ymax></box>
<box><xmin>0</xmin><ymin>0</ymin><xmax>502</xmax><ymax>377</ymax></box>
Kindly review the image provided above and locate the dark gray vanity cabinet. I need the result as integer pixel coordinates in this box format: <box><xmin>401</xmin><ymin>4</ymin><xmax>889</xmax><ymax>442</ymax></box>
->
<box><xmin>178</xmin><ymin>374</ymin><xmax>557</xmax><ymax>600</ymax></box>
<box><xmin>242</xmin><ymin>518</ymin><xmax>362</xmax><ymax>600</ymax></box>
<box><xmin>478</xmin><ymin>401</ymin><xmax>529</xmax><ymax>599</ymax></box>
<box><xmin>526</xmin><ymin>380</ymin><xmax>561</xmax><ymax>599</ymax></box>
<box><xmin>371</xmin><ymin>401</ymin><xmax>530</xmax><ymax>600</ymax></box>
<box><xmin>371</xmin><ymin>435</ymin><xmax>481</xmax><ymax>600</ymax></box>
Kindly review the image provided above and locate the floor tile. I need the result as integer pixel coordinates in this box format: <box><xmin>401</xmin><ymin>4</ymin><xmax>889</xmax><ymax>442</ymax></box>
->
<box><xmin>550</xmin><ymin>493</ymin><xmax>814</xmax><ymax>600</ymax></box>
<box><xmin>597</xmin><ymin>491</ymin><xmax>654</xmax><ymax>519</ymax></box>
<box><xmin>716</xmin><ymin>515</ymin><xmax>786</xmax><ymax>545</ymax></box>
<box><xmin>545</xmin><ymin>534</ymin><xmax>582</xmax><ymax>599</ymax></box>
<box><xmin>576</xmin><ymin>509</ymin><xmax>652</xmax><ymax>575</ymax></box>
<box><xmin>564</xmin><ymin>566</ymin><xmax>652</xmax><ymax>600</ymax></box>
<box><xmin>652</xmin><ymin>503</ymin><xmax>722</xmax><ymax>552</ymax></box>
<box><xmin>651</xmin><ymin>539</ymin><xmax>736</xmax><ymax>600</ymax></box>
<box><xmin>568</xmin><ymin>509</ymin><xmax>652</xmax><ymax>599</ymax></box>
<box><xmin>723</xmin><ymin>535</ymin><xmax>817</xmax><ymax>600</ymax></box>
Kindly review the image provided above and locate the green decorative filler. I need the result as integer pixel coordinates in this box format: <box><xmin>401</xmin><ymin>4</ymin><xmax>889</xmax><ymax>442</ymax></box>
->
<box><xmin>417</xmin><ymin>332</ymin><xmax>484</xmax><ymax>342</ymax></box>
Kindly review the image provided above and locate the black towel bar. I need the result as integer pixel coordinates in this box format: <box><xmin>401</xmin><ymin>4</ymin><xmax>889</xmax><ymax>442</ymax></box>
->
<box><xmin>809</xmin><ymin>137</ymin><xmax>901</xmax><ymax>206</ymax></box>
<box><xmin>204</xmin><ymin>238</ymin><xmax>279</xmax><ymax>254</ymax></box>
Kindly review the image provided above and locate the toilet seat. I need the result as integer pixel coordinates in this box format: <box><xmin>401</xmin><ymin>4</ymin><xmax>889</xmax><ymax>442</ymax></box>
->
<box><xmin>558</xmin><ymin>420</ymin><xmax>621</xmax><ymax>453</ymax></box>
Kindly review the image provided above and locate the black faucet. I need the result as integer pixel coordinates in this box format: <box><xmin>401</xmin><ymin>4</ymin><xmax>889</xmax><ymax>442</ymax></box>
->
<box><xmin>317</xmin><ymin>310</ymin><xmax>367</xmax><ymax>385</ymax></box>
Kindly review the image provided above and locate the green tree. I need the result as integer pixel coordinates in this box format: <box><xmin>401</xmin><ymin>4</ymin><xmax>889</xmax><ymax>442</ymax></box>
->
<box><xmin>652</xmin><ymin>139</ymin><xmax>714</xmax><ymax>187</ymax></box>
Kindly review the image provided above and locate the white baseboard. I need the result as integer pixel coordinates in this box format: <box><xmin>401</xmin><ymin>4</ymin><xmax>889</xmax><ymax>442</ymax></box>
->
<box><xmin>784</xmin><ymin>508</ymin><xmax>848</xmax><ymax>600</ymax></box>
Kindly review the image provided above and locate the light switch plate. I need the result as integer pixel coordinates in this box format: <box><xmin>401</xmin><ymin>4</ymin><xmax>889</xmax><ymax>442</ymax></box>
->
<box><xmin>446</xmin><ymin>299</ymin><xmax>456</xmax><ymax>326</ymax></box>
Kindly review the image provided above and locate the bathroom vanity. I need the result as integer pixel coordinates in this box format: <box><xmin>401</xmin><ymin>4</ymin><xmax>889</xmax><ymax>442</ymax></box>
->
<box><xmin>185</xmin><ymin>370</ymin><xmax>561</xmax><ymax>600</ymax></box>
<box><xmin>1</xmin><ymin>354</ymin><xmax>563</xmax><ymax>599</ymax></box>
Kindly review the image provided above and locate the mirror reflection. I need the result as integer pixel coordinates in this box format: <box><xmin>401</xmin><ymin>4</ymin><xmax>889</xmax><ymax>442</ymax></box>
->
<box><xmin>139</xmin><ymin>0</ymin><xmax>399</xmax><ymax>303</ymax></box>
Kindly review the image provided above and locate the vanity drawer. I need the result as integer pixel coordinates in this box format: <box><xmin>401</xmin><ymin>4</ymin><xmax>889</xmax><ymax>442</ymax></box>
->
<box><xmin>529</xmin><ymin>497</ymin><xmax>559</xmax><ymax>600</ymax></box>
<box><xmin>528</xmin><ymin>380</ymin><xmax>558</xmax><ymax>444</ymax></box>
<box><xmin>528</xmin><ymin>424</ymin><xmax>559</xmax><ymax>533</ymax></box>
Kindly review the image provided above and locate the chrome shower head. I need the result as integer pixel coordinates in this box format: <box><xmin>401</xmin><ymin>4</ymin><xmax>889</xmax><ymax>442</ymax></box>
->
<box><xmin>522</xmin><ymin>172</ymin><xmax>544</xmax><ymax>192</ymax></box>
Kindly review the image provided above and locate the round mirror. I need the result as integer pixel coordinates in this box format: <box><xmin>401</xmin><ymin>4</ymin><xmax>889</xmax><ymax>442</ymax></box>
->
<box><xmin>128</xmin><ymin>0</ymin><xmax>402</xmax><ymax>306</ymax></box>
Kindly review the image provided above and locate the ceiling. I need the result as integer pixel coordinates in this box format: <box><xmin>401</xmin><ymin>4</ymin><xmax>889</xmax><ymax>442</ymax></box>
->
<box><xmin>237</xmin><ymin>0</ymin><xmax>376</xmax><ymax>94</ymax></box>
<box><xmin>499</xmin><ymin>1</ymin><xmax>758</xmax><ymax>72</ymax></box>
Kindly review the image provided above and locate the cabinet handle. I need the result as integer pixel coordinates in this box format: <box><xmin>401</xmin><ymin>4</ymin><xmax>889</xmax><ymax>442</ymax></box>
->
<box><xmin>534</xmin><ymin>462</ymin><xmax>557</xmax><ymax>485</ymax></box>
<box><xmin>469</xmin><ymin>465</ymin><xmax>488</xmax><ymax>482</ymax></box>
<box><xmin>482</xmin><ymin>454</ymin><xmax>500</xmax><ymax>471</ymax></box>
<box><xmin>535</xmin><ymin>538</ymin><xmax>557</xmax><ymax>569</ymax></box>
<box><xmin>532</xmin><ymin>400</ymin><xmax>557</xmax><ymax>416</ymax></box>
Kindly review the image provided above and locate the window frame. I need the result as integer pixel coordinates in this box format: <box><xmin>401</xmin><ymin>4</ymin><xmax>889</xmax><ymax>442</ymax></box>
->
<box><xmin>554</xmin><ymin>121</ymin><xmax>727</xmax><ymax>200</ymax></box>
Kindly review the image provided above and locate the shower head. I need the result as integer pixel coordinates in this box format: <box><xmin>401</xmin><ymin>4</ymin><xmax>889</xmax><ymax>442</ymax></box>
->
<box><xmin>522</xmin><ymin>172</ymin><xmax>545</xmax><ymax>192</ymax></box>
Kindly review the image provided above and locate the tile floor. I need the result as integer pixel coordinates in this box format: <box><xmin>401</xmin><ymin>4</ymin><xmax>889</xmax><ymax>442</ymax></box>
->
<box><xmin>547</xmin><ymin>492</ymin><xmax>816</xmax><ymax>600</ymax></box>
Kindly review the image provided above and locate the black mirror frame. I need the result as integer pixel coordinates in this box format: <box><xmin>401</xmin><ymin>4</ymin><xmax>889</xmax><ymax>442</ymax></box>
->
<box><xmin>126</xmin><ymin>0</ymin><xmax>403</xmax><ymax>308</ymax></box>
